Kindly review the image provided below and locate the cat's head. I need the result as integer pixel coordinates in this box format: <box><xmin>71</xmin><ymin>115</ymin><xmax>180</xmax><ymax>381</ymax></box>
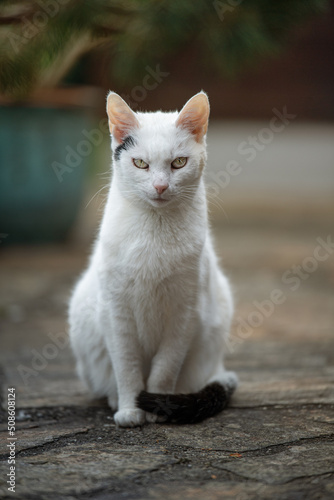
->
<box><xmin>106</xmin><ymin>91</ymin><xmax>210</xmax><ymax>208</ymax></box>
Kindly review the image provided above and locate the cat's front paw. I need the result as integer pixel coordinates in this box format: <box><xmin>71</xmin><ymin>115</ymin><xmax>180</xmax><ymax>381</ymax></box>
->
<box><xmin>114</xmin><ymin>408</ymin><xmax>146</xmax><ymax>427</ymax></box>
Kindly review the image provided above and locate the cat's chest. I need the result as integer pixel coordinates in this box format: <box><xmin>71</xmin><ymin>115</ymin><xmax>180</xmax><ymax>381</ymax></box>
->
<box><xmin>98</xmin><ymin>213</ymin><xmax>204</xmax><ymax>349</ymax></box>
<box><xmin>103</xmin><ymin>213</ymin><xmax>204</xmax><ymax>283</ymax></box>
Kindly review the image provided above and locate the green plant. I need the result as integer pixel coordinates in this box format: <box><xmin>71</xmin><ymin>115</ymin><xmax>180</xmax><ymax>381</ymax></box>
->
<box><xmin>0</xmin><ymin>0</ymin><xmax>329</xmax><ymax>97</ymax></box>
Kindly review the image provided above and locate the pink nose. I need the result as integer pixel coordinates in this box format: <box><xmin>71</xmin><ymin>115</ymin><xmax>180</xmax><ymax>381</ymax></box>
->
<box><xmin>153</xmin><ymin>182</ymin><xmax>169</xmax><ymax>195</ymax></box>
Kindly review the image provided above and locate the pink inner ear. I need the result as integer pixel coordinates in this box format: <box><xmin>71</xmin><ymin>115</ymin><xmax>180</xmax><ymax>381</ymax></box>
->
<box><xmin>176</xmin><ymin>94</ymin><xmax>210</xmax><ymax>142</ymax></box>
<box><xmin>113</xmin><ymin>127</ymin><xmax>123</xmax><ymax>143</ymax></box>
<box><xmin>112</xmin><ymin>116</ymin><xmax>135</xmax><ymax>143</ymax></box>
<box><xmin>107</xmin><ymin>93</ymin><xmax>139</xmax><ymax>142</ymax></box>
<box><xmin>111</xmin><ymin>111</ymin><xmax>139</xmax><ymax>143</ymax></box>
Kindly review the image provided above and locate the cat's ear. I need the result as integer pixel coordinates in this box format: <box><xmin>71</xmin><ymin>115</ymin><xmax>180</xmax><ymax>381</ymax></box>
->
<box><xmin>106</xmin><ymin>92</ymin><xmax>139</xmax><ymax>143</ymax></box>
<box><xmin>176</xmin><ymin>91</ymin><xmax>210</xmax><ymax>142</ymax></box>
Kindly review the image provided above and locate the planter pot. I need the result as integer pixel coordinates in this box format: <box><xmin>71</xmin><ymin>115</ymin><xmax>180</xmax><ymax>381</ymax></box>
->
<box><xmin>0</xmin><ymin>87</ymin><xmax>103</xmax><ymax>244</ymax></box>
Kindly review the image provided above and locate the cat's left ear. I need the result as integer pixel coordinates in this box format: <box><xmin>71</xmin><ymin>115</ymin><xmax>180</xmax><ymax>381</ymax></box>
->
<box><xmin>106</xmin><ymin>91</ymin><xmax>139</xmax><ymax>143</ymax></box>
<box><xmin>176</xmin><ymin>91</ymin><xmax>210</xmax><ymax>142</ymax></box>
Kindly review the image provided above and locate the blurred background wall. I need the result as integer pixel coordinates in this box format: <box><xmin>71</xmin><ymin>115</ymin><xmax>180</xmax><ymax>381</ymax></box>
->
<box><xmin>72</xmin><ymin>1</ymin><xmax>334</xmax><ymax>238</ymax></box>
<box><xmin>0</xmin><ymin>0</ymin><xmax>333</xmax><ymax>244</ymax></box>
<box><xmin>84</xmin><ymin>7</ymin><xmax>334</xmax><ymax>121</ymax></box>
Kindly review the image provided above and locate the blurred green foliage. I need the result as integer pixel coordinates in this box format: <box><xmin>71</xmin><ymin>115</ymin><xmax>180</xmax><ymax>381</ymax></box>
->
<box><xmin>0</xmin><ymin>0</ymin><xmax>329</xmax><ymax>97</ymax></box>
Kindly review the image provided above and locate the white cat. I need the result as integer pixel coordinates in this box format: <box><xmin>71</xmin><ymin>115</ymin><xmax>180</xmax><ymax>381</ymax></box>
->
<box><xmin>68</xmin><ymin>91</ymin><xmax>237</xmax><ymax>427</ymax></box>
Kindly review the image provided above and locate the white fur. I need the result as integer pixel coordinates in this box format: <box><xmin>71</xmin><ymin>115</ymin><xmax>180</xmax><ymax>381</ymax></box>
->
<box><xmin>69</xmin><ymin>92</ymin><xmax>237</xmax><ymax>427</ymax></box>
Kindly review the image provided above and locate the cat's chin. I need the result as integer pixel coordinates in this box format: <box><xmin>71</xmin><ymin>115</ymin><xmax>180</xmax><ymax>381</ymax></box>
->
<box><xmin>148</xmin><ymin>197</ymin><xmax>171</xmax><ymax>208</ymax></box>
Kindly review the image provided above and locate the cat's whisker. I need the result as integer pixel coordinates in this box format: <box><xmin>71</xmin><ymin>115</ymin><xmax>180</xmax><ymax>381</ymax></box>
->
<box><xmin>97</xmin><ymin>192</ymin><xmax>109</xmax><ymax>213</ymax></box>
<box><xmin>85</xmin><ymin>184</ymin><xmax>110</xmax><ymax>210</ymax></box>
<box><xmin>97</xmin><ymin>169</ymin><xmax>111</xmax><ymax>177</ymax></box>
<box><xmin>206</xmin><ymin>194</ymin><xmax>230</xmax><ymax>223</ymax></box>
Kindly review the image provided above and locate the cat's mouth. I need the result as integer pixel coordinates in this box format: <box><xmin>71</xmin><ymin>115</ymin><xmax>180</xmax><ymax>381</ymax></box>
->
<box><xmin>150</xmin><ymin>196</ymin><xmax>170</xmax><ymax>206</ymax></box>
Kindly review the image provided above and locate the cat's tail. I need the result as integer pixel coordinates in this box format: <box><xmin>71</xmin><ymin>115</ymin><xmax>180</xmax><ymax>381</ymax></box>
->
<box><xmin>136</xmin><ymin>379</ymin><xmax>237</xmax><ymax>425</ymax></box>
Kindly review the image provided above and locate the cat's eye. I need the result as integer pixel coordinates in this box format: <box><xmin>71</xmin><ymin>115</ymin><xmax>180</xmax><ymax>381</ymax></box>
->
<box><xmin>133</xmin><ymin>158</ymin><xmax>149</xmax><ymax>169</ymax></box>
<box><xmin>171</xmin><ymin>157</ymin><xmax>187</xmax><ymax>169</ymax></box>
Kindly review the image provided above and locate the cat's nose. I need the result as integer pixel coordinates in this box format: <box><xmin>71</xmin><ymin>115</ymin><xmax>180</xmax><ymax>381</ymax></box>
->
<box><xmin>153</xmin><ymin>182</ymin><xmax>169</xmax><ymax>195</ymax></box>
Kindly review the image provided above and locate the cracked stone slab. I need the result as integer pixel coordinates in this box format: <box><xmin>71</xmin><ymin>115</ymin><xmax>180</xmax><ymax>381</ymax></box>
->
<box><xmin>0</xmin><ymin>443</ymin><xmax>178</xmax><ymax>499</ymax></box>
<box><xmin>0</xmin><ymin>419</ymin><xmax>57</xmax><ymax>433</ymax></box>
<box><xmin>3</xmin><ymin>354</ymin><xmax>333</xmax><ymax>410</ymax></box>
<box><xmin>150</xmin><ymin>406</ymin><xmax>334</xmax><ymax>452</ymax></box>
<box><xmin>143</xmin><ymin>477</ymin><xmax>334</xmax><ymax>500</ymax></box>
<box><xmin>211</xmin><ymin>441</ymin><xmax>334</xmax><ymax>485</ymax></box>
<box><xmin>7</xmin><ymin>378</ymin><xmax>91</xmax><ymax>409</ymax></box>
<box><xmin>231</xmin><ymin>372</ymin><xmax>334</xmax><ymax>407</ymax></box>
<box><xmin>0</xmin><ymin>421</ymin><xmax>91</xmax><ymax>455</ymax></box>
<box><xmin>1</xmin><ymin>355</ymin><xmax>92</xmax><ymax>409</ymax></box>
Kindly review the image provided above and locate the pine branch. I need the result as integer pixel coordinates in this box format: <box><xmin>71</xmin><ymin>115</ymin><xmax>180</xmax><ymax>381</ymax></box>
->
<box><xmin>0</xmin><ymin>0</ymin><xmax>330</xmax><ymax>97</ymax></box>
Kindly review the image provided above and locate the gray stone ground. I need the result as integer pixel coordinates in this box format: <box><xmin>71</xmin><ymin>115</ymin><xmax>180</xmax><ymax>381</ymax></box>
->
<box><xmin>0</xmin><ymin>210</ymin><xmax>334</xmax><ymax>499</ymax></box>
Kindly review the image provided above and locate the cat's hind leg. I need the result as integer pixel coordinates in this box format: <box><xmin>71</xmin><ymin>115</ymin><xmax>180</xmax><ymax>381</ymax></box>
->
<box><xmin>69</xmin><ymin>278</ymin><xmax>118</xmax><ymax>410</ymax></box>
<box><xmin>75</xmin><ymin>339</ymin><xmax>118</xmax><ymax>411</ymax></box>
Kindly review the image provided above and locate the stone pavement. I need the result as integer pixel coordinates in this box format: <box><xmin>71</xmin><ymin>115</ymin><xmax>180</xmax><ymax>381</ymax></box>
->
<box><xmin>0</xmin><ymin>216</ymin><xmax>333</xmax><ymax>499</ymax></box>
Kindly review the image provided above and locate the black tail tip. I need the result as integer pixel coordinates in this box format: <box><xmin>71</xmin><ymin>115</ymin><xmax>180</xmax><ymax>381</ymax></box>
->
<box><xmin>137</xmin><ymin>382</ymin><xmax>234</xmax><ymax>425</ymax></box>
